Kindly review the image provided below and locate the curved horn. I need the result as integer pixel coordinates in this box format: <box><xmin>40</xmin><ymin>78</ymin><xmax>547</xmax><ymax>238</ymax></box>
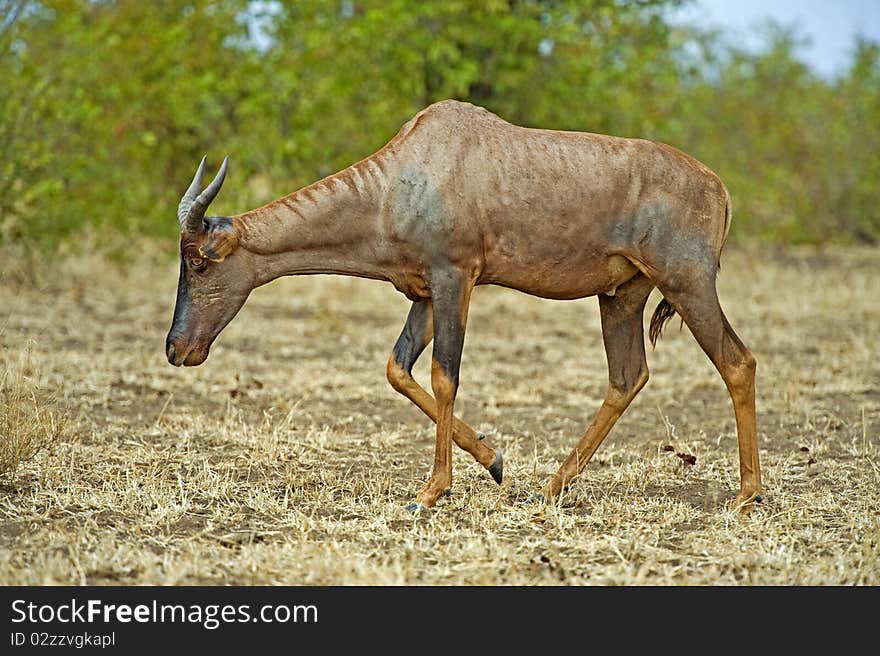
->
<box><xmin>185</xmin><ymin>156</ymin><xmax>229</xmax><ymax>233</ymax></box>
<box><xmin>177</xmin><ymin>156</ymin><xmax>207</xmax><ymax>231</ymax></box>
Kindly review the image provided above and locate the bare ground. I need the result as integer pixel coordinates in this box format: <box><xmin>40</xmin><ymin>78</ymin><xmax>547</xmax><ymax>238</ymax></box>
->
<box><xmin>0</xmin><ymin>244</ymin><xmax>877</xmax><ymax>585</ymax></box>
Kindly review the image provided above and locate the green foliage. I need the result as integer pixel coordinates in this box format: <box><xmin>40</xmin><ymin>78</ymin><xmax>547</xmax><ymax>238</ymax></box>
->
<box><xmin>669</xmin><ymin>26</ymin><xmax>880</xmax><ymax>242</ymax></box>
<box><xmin>1</xmin><ymin>0</ymin><xmax>878</xmax><ymax>248</ymax></box>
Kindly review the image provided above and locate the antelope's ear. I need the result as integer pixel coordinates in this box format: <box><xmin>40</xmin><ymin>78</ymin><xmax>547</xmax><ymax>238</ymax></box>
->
<box><xmin>199</xmin><ymin>217</ymin><xmax>240</xmax><ymax>262</ymax></box>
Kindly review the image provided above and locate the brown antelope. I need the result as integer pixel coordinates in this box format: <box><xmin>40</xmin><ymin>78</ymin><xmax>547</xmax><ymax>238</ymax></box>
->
<box><xmin>166</xmin><ymin>100</ymin><xmax>761</xmax><ymax>512</ymax></box>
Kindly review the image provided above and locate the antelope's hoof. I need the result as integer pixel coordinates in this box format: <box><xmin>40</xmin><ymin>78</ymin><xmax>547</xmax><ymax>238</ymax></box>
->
<box><xmin>406</xmin><ymin>502</ymin><xmax>428</xmax><ymax>514</ymax></box>
<box><xmin>731</xmin><ymin>491</ymin><xmax>762</xmax><ymax>514</ymax></box>
<box><xmin>443</xmin><ymin>488</ymin><xmax>452</xmax><ymax>497</ymax></box>
<box><xmin>488</xmin><ymin>451</ymin><xmax>504</xmax><ymax>485</ymax></box>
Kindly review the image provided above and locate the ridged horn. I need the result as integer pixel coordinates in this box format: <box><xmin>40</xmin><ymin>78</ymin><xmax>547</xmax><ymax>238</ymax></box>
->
<box><xmin>177</xmin><ymin>156</ymin><xmax>229</xmax><ymax>233</ymax></box>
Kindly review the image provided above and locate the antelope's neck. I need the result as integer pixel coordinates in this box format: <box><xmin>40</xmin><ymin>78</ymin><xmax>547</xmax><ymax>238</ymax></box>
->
<box><xmin>235</xmin><ymin>162</ymin><xmax>390</xmax><ymax>287</ymax></box>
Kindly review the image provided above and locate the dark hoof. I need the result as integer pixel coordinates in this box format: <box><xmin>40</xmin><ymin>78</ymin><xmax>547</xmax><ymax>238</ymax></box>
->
<box><xmin>488</xmin><ymin>450</ymin><xmax>503</xmax><ymax>485</ymax></box>
<box><xmin>443</xmin><ymin>488</ymin><xmax>452</xmax><ymax>497</ymax></box>
<box><xmin>524</xmin><ymin>493</ymin><xmax>546</xmax><ymax>505</ymax></box>
<box><xmin>406</xmin><ymin>503</ymin><xmax>427</xmax><ymax>514</ymax></box>
<box><xmin>477</xmin><ymin>432</ymin><xmax>486</xmax><ymax>441</ymax></box>
<box><xmin>755</xmin><ymin>495</ymin><xmax>764</xmax><ymax>503</ymax></box>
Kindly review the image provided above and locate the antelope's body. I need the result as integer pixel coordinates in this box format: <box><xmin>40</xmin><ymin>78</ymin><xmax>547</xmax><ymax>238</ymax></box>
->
<box><xmin>167</xmin><ymin>100</ymin><xmax>761</xmax><ymax>511</ymax></box>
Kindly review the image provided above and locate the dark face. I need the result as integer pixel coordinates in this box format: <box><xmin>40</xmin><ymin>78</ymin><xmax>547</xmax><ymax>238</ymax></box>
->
<box><xmin>165</xmin><ymin>221</ymin><xmax>253</xmax><ymax>366</ymax></box>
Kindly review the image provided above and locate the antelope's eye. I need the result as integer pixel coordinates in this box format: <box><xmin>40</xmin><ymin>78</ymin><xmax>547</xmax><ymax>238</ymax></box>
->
<box><xmin>189</xmin><ymin>256</ymin><xmax>206</xmax><ymax>270</ymax></box>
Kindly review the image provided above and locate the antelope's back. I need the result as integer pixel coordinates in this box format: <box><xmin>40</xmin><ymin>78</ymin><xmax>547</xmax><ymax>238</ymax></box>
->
<box><xmin>386</xmin><ymin>100</ymin><xmax>728</xmax><ymax>297</ymax></box>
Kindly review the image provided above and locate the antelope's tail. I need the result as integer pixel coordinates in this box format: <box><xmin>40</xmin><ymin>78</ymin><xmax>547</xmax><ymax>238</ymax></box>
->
<box><xmin>719</xmin><ymin>183</ymin><xmax>733</xmax><ymax>263</ymax></box>
<box><xmin>648</xmin><ymin>298</ymin><xmax>676</xmax><ymax>348</ymax></box>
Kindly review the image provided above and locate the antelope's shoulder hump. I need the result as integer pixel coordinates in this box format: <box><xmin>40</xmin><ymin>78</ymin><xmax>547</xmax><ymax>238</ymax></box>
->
<box><xmin>393</xmin><ymin>100</ymin><xmax>507</xmax><ymax>143</ymax></box>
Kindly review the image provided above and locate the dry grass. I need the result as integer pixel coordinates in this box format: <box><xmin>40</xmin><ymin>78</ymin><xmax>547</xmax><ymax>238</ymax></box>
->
<box><xmin>0</xmin><ymin>243</ymin><xmax>877</xmax><ymax>585</ymax></box>
<box><xmin>0</xmin><ymin>351</ymin><xmax>66</xmax><ymax>480</ymax></box>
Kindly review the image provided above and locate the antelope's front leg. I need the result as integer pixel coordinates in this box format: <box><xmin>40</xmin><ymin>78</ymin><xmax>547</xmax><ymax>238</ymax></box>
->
<box><xmin>408</xmin><ymin>269</ymin><xmax>473</xmax><ymax>511</ymax></box>
<box><xmin>387</xmin><ymin>300</ymin><xmax>502</xmax><ymax>481</ymax></box>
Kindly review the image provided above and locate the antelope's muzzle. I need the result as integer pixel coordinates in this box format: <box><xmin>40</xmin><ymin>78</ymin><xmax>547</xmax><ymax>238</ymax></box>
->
<box><xmin>165</xmin><ymin>338</ymin><xmax>209</xmax><ymax>367</ymax></box>
<box><xmin>166</xmin><ymin>340</ymin><xmax>178</xmax><ymax>365</ymax></box>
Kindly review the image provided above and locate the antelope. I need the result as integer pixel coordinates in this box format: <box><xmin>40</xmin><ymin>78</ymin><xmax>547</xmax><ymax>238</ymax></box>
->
<box><xmin>166</xmin><ymin>100</ymin><xmax>761</xmax><ymax>512</ymax></box>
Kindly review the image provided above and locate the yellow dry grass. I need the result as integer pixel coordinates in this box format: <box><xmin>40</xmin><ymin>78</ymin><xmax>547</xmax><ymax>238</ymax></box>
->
<box><xmin>0</xmin><ymin>352</ymin><xmax>65</xmax><ymax>479</ymax></box>
<box><xmin>0</xmin><ymin>244</ymin><xmax>877</xmax><ymax>585</ymax></box>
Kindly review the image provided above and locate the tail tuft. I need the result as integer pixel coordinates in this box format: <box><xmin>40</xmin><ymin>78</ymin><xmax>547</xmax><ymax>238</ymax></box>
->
<box><xmin>649</xmin><ymin>298</ymin><xmax>676</xmax><ymax>348</ymax></box>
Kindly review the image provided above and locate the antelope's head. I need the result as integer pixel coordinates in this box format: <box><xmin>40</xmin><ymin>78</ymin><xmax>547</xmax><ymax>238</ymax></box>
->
<box><xmin>166</xmin><ymin>156</ymin><xmax>253</xmax><ymax>366</ymax></box>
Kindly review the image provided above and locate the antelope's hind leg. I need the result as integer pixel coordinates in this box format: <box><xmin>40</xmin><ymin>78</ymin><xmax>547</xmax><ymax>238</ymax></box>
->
<box><xmin>386</xmin><ymin>301</ymin><xmax>502</xmax><ymax>486</ymax></box>
<box><xmin>541</xmin><ymin>274</ymin><xmax>654</xmax><ymax>501</ymax></box>
<box><xmin>656</xmin><ymin>276</ymin><xmax>761</xmax><ymax>511</ymax></box>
